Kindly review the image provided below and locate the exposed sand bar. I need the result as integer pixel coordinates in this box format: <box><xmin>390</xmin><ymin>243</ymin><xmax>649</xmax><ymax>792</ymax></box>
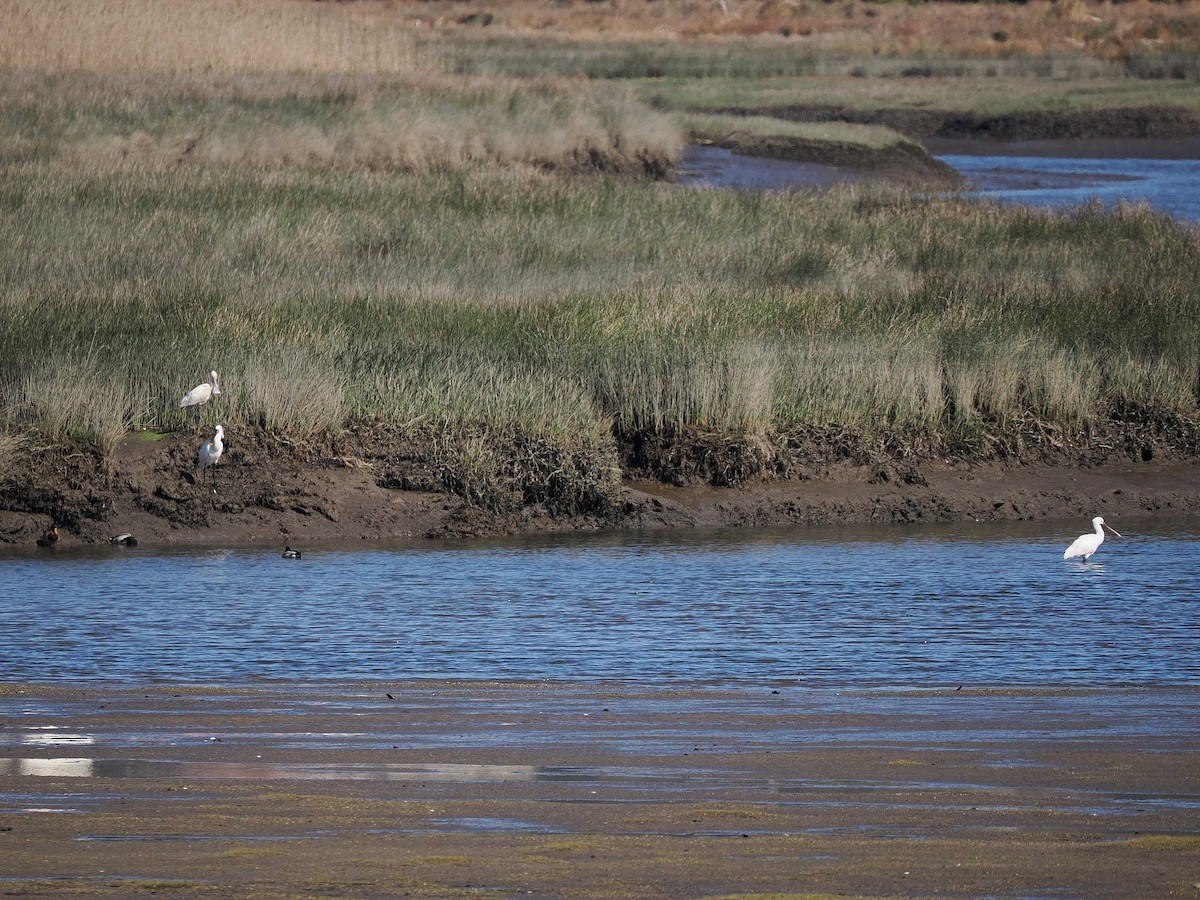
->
<box><xmin>1</xmin><ymin>682</ymin><xmax>1198</xmax><ymax>898</ymax></box>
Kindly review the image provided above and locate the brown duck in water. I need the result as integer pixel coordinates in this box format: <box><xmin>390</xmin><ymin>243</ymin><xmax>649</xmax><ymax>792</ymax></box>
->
<box><xmin>36</xmin><ymin>526</ymin><xmax>59</xmax><ymax>547</ymax></box>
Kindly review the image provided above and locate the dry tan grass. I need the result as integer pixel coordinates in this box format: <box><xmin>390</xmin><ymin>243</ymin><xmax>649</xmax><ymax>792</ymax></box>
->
<box><xmin>0</xmin><ymin>430</ymin><xmax>18</xmax><ymax>483</ymax></box>
<box><xmin>15</xmin><ymin>357</ymin><xmax>145</xmax><ymax>453</ymax></box>
<box><xmin>3</xmin><ymin>0</ymin><xmax>1196</xmax><ymax>79</ymax></box>
<box><xmin>0</xmin><ymin>70</ymin><xmax>681</xmax><ymax>175</ymax></box>
<box><xmin>393</xmin><ymin>0</ymin><xmax>1200</xmax><ymax>60</ymax></box>
<box><xmin>0</xmin><ymin>0</ymin><xmax>423</xmax><ymax>75</ymax></box>
<box><xmin>683</xmin><ymin>112</ymin><xmax>914</xmax><ymax>150</ymax></box>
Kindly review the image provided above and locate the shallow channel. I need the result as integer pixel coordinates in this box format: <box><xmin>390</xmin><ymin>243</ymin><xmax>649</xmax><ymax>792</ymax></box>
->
<box><xmin>3</xmin><ymin>518</ymin><xmax>1198</xmax><ymax>686</ymax></box>
<box><xmin>679</xmin><ymin>139</ymin><xmax>1200</xmax><ymax>222</ymax></box>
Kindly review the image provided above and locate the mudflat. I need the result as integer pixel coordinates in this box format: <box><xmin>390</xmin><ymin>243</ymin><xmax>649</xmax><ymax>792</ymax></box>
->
<box><xmin>2</xmin><ymin>682</ymin><xmax>1197</xmax><ymax>898</ymax></box>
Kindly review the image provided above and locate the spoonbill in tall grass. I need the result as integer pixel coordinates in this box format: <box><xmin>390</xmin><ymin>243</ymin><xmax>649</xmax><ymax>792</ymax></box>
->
<box><xmin>198</xmin><ymin>425</ymin><xmax>224</xmax><ymax>492</ymax></box>
<box><xmin>1063</xmin><ymin>516</ymin><xmax>1120</xmax><ymax>562</ymax></box>
<box><xmin>181</xmin><ymin>370</ymin><xmax>221</xmax><ymax>411</ymax></box>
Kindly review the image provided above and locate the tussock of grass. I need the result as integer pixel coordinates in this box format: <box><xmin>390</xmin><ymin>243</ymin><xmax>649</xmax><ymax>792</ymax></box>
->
<box><xmin>0</xmin><ymin>430</ymin><xmax>19</xmax><ymax>483</ymax></box>
<box><xmin>0</xmin><ymin>72</ymin><xmax>681</xmax><ymax>175</ymax></box>
<box><xmin>232</xmin><ymin>348</ymin><xmax>349</xmax><ymax>439</ymax></box>
<box><xmin>425</xmin><ymin>424</ymin><xmax>621</xmax><ymax>516</ymax></box>
<box><xmin>13</xmin><ymin>358</ymin><xmax>144</xmax><ymax>454</ymax></box>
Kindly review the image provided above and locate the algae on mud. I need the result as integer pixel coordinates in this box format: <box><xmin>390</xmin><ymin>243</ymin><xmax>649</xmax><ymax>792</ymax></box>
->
<box><xmin>2</xmin><ymin>683</ymin><xmax>1197</xmax><ymax>899</ymax></box>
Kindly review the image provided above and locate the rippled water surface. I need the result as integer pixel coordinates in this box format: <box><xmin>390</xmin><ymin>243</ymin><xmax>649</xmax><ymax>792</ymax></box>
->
<box><xmin>680</xmin><ymin>142</ymin><xmax>1200</xmax><ymax>223</ymax></box>
<box><xmin>936</xmin><ymin>154</ymin><xmax>1200</xmax><ymax>222</ymax></box>
<box><xmin>2</xmin><ymin>520</ymin><xmax>1198</xmax><ymax>686</ymax></box>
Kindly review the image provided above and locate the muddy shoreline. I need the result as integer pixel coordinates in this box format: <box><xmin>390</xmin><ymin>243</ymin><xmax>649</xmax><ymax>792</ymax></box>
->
<box><xmin>736</xmin><ymin>103</ymin><xmax>1200</xmax><ymax>143</ymax></box>
<box><xmin>699</xmin><ymin>130</ymin><xmax>962</xmax><ymax>189</ymax></box>
<box><xmin>2</xmin><ymin>682</ymin><xmax>1197</xmax><ymax>898</ymax></box>
<box><xmin>3</xmin><ymin>419</ymin><xmax>1200</xmax><ymax>547</ymax></box>
<box><xmin>696</xmin><ymin>102</ymin><xmax>1200</xmax><ymax>187</ymax></box>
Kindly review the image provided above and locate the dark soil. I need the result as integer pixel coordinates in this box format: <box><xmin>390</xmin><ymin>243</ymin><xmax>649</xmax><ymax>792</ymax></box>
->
<box><xmin>728</xmin><ymin>103</ymin><xmax>1200</xmax><ymax>142</ymax></box>
<box><xmin>3</xmin><ymin>409</ymin><xmax>1199</xmax><ymax>548</ymax></box>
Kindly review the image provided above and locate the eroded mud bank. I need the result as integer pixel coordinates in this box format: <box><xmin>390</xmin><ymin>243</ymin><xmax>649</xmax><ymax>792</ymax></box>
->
<box><xmin>2</xmin><ymin>414</ymin><xmax>1199</xmax><ymax>546</ymax></box>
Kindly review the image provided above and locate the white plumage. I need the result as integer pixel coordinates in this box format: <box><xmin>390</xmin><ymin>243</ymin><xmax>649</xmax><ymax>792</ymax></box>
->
<box><xmin>1063</xmin><ymin>516</ymin><xmax>1120</xmax><ymax>561</ymax></box>
<box><xmin>181</xmin><ymin>370</ymin><xmax>221</xmax><ymax>410</ymax></box>
<box><xmin>198</xmin><ymin>425</ymin><xmax>225</xmax><ymax>490</ymax></box>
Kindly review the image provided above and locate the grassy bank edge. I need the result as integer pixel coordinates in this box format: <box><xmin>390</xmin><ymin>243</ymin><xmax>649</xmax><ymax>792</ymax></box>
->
<box><xmin>4</xmin><ymin>401</ymin><xmax>1199</xmax><ymax>542</ymax></box>
<box><xmin>681</xmin><ymin>112</ymin><xmax>963</xmax><ymax>187</ymax></box>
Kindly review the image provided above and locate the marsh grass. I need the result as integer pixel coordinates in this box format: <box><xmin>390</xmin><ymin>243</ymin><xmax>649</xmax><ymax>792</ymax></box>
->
<box><xmin>434</xmin><ymin>35</ymin><xmax>1138</xmax><ymax>83</ymax></box>
<box><xmin>427</xmin><ymin>425</ymin><xmax>620</xmax><ymax>515</ymax></box>
<box><xmin>683</xmin><ymin>112</ymin><xmax>917</xmax><ymax>151</ymax></box>
<box><xmin>13</xmin><ymin>357</ymin><xmax>145</xmax><ymax>454</ymax></box>
<box><xmin>1</xmin><ymin>151</ymin><xmax>1196</xmax><ymax>460</ymax></box>
<box><xmin>639</xmin><ymin>73</ymin><xmax>1200</xmax><ymax>121</ymax></box>
<box><xmin>0</xmin><ymin>65</ymin><xmax>1197</xmax><ymax>480</ymax></box>
<box><xmin>0</xmin><ymin>72</ymin><xmax>681</xmax><ymax>175</ymax></box>
<box><xmin>233</xmin><ymin>349</ymin><xmax>350</xmax><ymax>439</ymax></box>
<box><xmin>0</xmin><ymin>430</ymin><xmax>18</xmax><ymax>484</ymax></box>
<box><xmin>0</xmin><ymin>0</ymin><xmax>424</xmax><ymax>75</ymax></box>
<box><xmin>423</xmin><ymin>6</ymin><xmax>1200</xmax><ymax>78</ymax></box>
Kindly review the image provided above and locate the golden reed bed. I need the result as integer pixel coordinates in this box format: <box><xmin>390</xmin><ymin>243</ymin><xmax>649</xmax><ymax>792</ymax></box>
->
<box><xmin>2</xmin><ymin>0</ymin><xmax>1198</xmax><ymax>77</ymax></box>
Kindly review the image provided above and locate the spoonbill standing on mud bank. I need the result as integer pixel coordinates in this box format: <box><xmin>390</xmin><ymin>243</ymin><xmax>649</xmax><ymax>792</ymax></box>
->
<box><xmin>198</xmin><ymin>425</ymin><xmax>224</xmax><ymax>492</ymax></box>
<box><xmin>1063</xmin><ymin>516</ymin><xmax>1121</xmax><ymax>561</ymax></box>
<box><xmin>181</xmin><ymin>371</ymin><xmax>221</xmax><ymax>411</ymax></box>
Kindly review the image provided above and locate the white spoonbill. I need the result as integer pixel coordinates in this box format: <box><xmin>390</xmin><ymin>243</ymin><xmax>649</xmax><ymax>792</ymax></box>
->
<box><xmin>1063</xmin><ymin>516</ymin><xmax>1120</xmax><ymax>561</ymax></box>
<box><xmin>181</xmin><ymin>370</ymin><xmax>221</xmax><ymax>410</ymax></box>
<box><xmin>198</xmin><ymin>425</ymin><xmax>224</xmax><ymax>491</ymax></box>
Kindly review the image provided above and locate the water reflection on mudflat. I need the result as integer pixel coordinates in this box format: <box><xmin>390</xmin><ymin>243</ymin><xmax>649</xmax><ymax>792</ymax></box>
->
<box><xmin>2</xmin><ymin>518</ymin><xmax>1198</xmax><ymax>687</ymax></box>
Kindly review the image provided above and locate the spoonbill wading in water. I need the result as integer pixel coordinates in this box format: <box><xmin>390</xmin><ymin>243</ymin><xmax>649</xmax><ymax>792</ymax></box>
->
<box><xmin>1063</xmin><ymin>516</ymin><xmax>1121</xmax><ymax>562</ymax></box>
<box><xmin>181</xmin><ymin>371</ymin><xmax>221</xmax><ymax>412</ymax></box>
<box><xmin>198</xmin><ymin>425</ymin><xmax>224</xmax><ymax>492</ymax></box>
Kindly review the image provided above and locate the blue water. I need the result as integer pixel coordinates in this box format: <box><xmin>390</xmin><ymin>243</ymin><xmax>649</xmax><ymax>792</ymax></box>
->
<box><xmin>2</xmin><ymin>520</ymin><xmax>1197</xmax><ymax>686</ymax></box>
<box><xmin>938</xmin><ymin>154</ymin><xmax>1200</xmax><ymax>222</ymax></box>
<box><xmin>680</xmin><ymin>144</ymin><xmax>1200</xmax><ymax>223</ymax></box>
